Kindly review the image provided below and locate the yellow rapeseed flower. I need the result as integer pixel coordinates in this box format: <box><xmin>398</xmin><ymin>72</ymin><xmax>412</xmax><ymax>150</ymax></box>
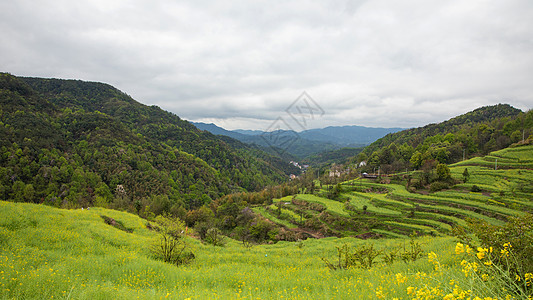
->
<box><xmin>395</xmin><ymin>273</ymin><xmax>407</xmax><ymax>284</ymax></box>
<box><xmin>501</xmin><ymin>248</ymin><xmax>509</xmax><ymax>257</ymax></box>
<box><xmin>407</xmin><ymin>286</ymin><xmax>415</xmax><ymax>295</ymax></box>
<box><xmin>455</xmin><ymin>243</ymin><xmax>465</xmax><ymax>255</ymax></box>
<box><xmin>525</xmin><ymin>273</ymin><xmax>532</xmax><ymax>286</ymax></box>
<box><xmin>477</xmin><ymin>247</ymin><xmax>487</xmax><ymax>260</ymax></box>
<box><xmin>428</xmin><ymin>251</ymin><xmax>437</xmax><ymax>263</ymax></box>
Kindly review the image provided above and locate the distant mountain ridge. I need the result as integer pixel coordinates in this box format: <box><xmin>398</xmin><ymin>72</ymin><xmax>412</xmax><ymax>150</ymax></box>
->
<box><xmin>192</xmin><ymin>122</ymin><xmax>403</xmax><ymax>159</ymax></box>
<box><xmin>299</xmin><ymin>125</ymin><xmax>404</xmax><ymax>145</ymax></box>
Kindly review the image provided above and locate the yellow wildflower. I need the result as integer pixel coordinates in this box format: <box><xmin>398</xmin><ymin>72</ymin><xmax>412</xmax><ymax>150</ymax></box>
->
<box><xmin>525</xmin><ymin>273</ymin><xmax>532</xmax><ymax>286</ymax></box>
<box><xmin>395</xmin><ymin>273</ymin><xmax>407</xmax><ymax>284</ymax></box>
<box><xmin>477</xmin><ymin>247</ymin><xmax>488</xmax><ymax>260</ymax></box>
<box><xmin>443</xmin><ymin>294</ymin><xmax>454</xmax><ymax>300</ymax></box>
<box><xmin>428</xmin><ymin>251</ymin><xmax>437</xmax><ymax>263</ymax></box>
<box><xmin>501</xmin><ymin>248</ymin><xmax>509</xmax><ymax>257</ymax></box>
<box><xmin>407</xmin><ymin>286</ymin><xmax>415</xmax><ymax>295</ymax></box>
<box><xmin>449</xmin><ymin>279</ymin><xmax>456</xmax><ymax>285</ymax></box>
<box><xmin>455</xmin><ymin>243</ymin><xmax>465</xmax><ymax>255</ymax></box>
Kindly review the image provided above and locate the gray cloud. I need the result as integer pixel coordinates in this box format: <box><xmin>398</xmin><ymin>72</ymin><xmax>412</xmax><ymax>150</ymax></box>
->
<box><xmin>1</xmin><ymin>0</ymin><xmax>532</xmax><ymax>130</ymax></box>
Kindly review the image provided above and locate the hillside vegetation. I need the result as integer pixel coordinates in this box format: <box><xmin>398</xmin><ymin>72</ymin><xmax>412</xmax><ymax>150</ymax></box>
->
<box><xmin>0</xmin><ymin>73</ymin><xmax>292</xmax><ymax>214</ymax></box>
<box><xmin>357</xmin><ymin>104</ymin><xmax>532</xmax><ymax>174</ymax></box>
<box><xmin>252</xmin><ymin>144</ymin><xmax>533</xmax><ymax>239</ymax></box>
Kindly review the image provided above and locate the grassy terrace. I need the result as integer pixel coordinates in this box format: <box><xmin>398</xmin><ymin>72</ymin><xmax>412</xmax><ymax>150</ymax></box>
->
<box><xmin>260</xmin><ymin>145</ymin><xmax>532</xmax><ymax>236</ymax></box>
<box><xmin>261</xmin><ymin>145</ymin><xmax>530</xmax><ymax>236</ymax></box>
<box><xmin>252</xmin><ymin>207</ymin><xmax>298</xmax><ymax>229</ymax></box>
<box><xmin>294</xmin><ymin>194</ymin><xmax>350</xmax><ymax>217</ymax></box>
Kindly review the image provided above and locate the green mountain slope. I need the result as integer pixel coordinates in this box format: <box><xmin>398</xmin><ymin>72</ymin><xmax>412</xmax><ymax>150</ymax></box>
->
<box><xmin>357</xmin><ymin>104</ymin><xmax>531</xmax><ymax>173</ymax></box>
<box><xmin>0</xmin><ymin>73</ymin><xmax>288</xmax><ymax>212</ymax></box>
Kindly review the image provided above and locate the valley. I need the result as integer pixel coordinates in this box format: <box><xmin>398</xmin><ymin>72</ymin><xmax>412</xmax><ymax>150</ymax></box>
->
<box><xmin>1</xmin><ymin>144</ymin><xmax>532</xmax><ymax>299</ymax></box>
<box><xmin>1</xmin><ymin>73</ymin><xmax>532</xmax><ymax>299</ymax></box>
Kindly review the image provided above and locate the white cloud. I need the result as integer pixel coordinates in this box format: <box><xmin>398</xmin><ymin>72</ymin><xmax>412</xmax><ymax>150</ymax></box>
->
<box><xmin>1</xmin><ymin>0</ymin><xmax>532</xmax><ymax>130</ymax></box>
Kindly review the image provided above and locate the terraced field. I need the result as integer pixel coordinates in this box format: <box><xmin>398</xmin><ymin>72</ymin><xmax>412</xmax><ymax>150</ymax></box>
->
<box><xmin>254</xmin><ymin>145</ymin><xmax>533</xmax><ymax>238</ymax></box>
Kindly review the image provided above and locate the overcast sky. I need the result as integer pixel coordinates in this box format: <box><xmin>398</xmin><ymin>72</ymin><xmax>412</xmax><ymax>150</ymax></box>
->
<box><xmin>1</xmin><ymin>0</ymin><xmax>532</xmax><ymax>131</ymax></box>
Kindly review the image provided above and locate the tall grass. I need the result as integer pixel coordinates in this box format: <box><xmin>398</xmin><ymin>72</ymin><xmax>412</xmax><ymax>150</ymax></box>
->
<box><xmin>1</xmin><ymin>201</ymin><xmax>530</xmax><ymax>299</ymax></box>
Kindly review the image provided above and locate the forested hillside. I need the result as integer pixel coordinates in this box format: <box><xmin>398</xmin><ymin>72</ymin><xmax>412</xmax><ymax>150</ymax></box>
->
<box><xmin>0</xmin><ymin>73</ymin><xmax>290</xmax><ymax>214</ymax></box>
<box><xmin>356</xmin><ymin>104</ymin><xmax>532</xmax><ymax>173</ymax></box>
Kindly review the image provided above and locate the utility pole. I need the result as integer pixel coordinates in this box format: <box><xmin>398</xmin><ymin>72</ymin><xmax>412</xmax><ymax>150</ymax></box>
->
<box><xmin>495</xmin><ymin>158</ymin><xmax>498</xmax><ymax>170</ymax></box>
<box><xmin>463</xmin><ymin>148</ymin><xmax>465</xmax><ymax>161</ymax></box>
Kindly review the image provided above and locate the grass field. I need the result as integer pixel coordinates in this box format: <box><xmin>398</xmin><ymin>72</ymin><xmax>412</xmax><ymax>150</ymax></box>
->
<box><xmin>1</xmin><ymin>200</ymin><xmax>511</xmax><ymax>299</ymax></box>
<box><xmin>3</xmin><ymin>200</ymin><xmax>531</xmax><ymax>299</ymax></box>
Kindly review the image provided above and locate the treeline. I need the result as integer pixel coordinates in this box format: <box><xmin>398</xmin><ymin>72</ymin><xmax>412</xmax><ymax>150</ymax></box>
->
<box><xmin>354</xmin><ymin>104</ymin><xmax>532</xmax><ymax>174</ymax></box>
<box><xmin>0</xmin><ymin>73</ymin><xmax>292</xmax><ymax>213</ymax></box>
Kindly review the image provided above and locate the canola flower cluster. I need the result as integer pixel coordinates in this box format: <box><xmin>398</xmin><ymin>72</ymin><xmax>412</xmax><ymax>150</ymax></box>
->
<box><xmin>382</xmin><ymin>242</ymin><xmax>532</xmax><ymax>300</ymax></box>
<box><xmin>452</xmin><ymin>242</ymin><xmax>532</xmax><ymax>299</ymax></box>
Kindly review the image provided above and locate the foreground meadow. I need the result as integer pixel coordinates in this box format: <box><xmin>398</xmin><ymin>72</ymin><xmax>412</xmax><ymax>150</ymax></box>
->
<box><xmin>2</xmin><ymin>201</ymin><xmax>530</xmax><ymax>299</ymax></box>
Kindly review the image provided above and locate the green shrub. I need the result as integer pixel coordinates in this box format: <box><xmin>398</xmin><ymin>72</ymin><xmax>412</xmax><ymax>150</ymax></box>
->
<box><xmin>204</xmin><ymin>227</ymin><xmax>226</xmax><ymax>247</ymax></box>
<box><xmin>149</xmin><ymin>214</ymin><xmax>195</xmax><ymax>265</ymax></box>
<box><xmin>471</xmin><ymin>185</ymin><xmax>482</xmax><ymax>192</ymax></box>
<box><xmin>429</xmin><ymin>181</ymin><xmax>450</xmax><ymax>192</ymax></box>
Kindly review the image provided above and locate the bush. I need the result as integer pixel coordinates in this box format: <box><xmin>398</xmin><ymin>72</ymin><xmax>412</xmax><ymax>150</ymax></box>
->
<box><xmin>149</xmin><ymin>214</ymin><xmax>195</xmax><ymax>265</ymax></box>
<box><xmin>204</xmin><ymin>227</ymin><xmax>226</xmax><ymax>247</ymax></box>
<box><xmin>249</xmin><ymin>218</ymin><xmax>278</xmax><ymax>242</ymax></box>
<box><xmin>429</xmin><ymin>181</ymin><xmax>450</xmax><ymax>192</ymax></box>
<box><xmin>471</xmin><ymin>185</ymin><xmax>482</xmax><ymax>192</ymax></box>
